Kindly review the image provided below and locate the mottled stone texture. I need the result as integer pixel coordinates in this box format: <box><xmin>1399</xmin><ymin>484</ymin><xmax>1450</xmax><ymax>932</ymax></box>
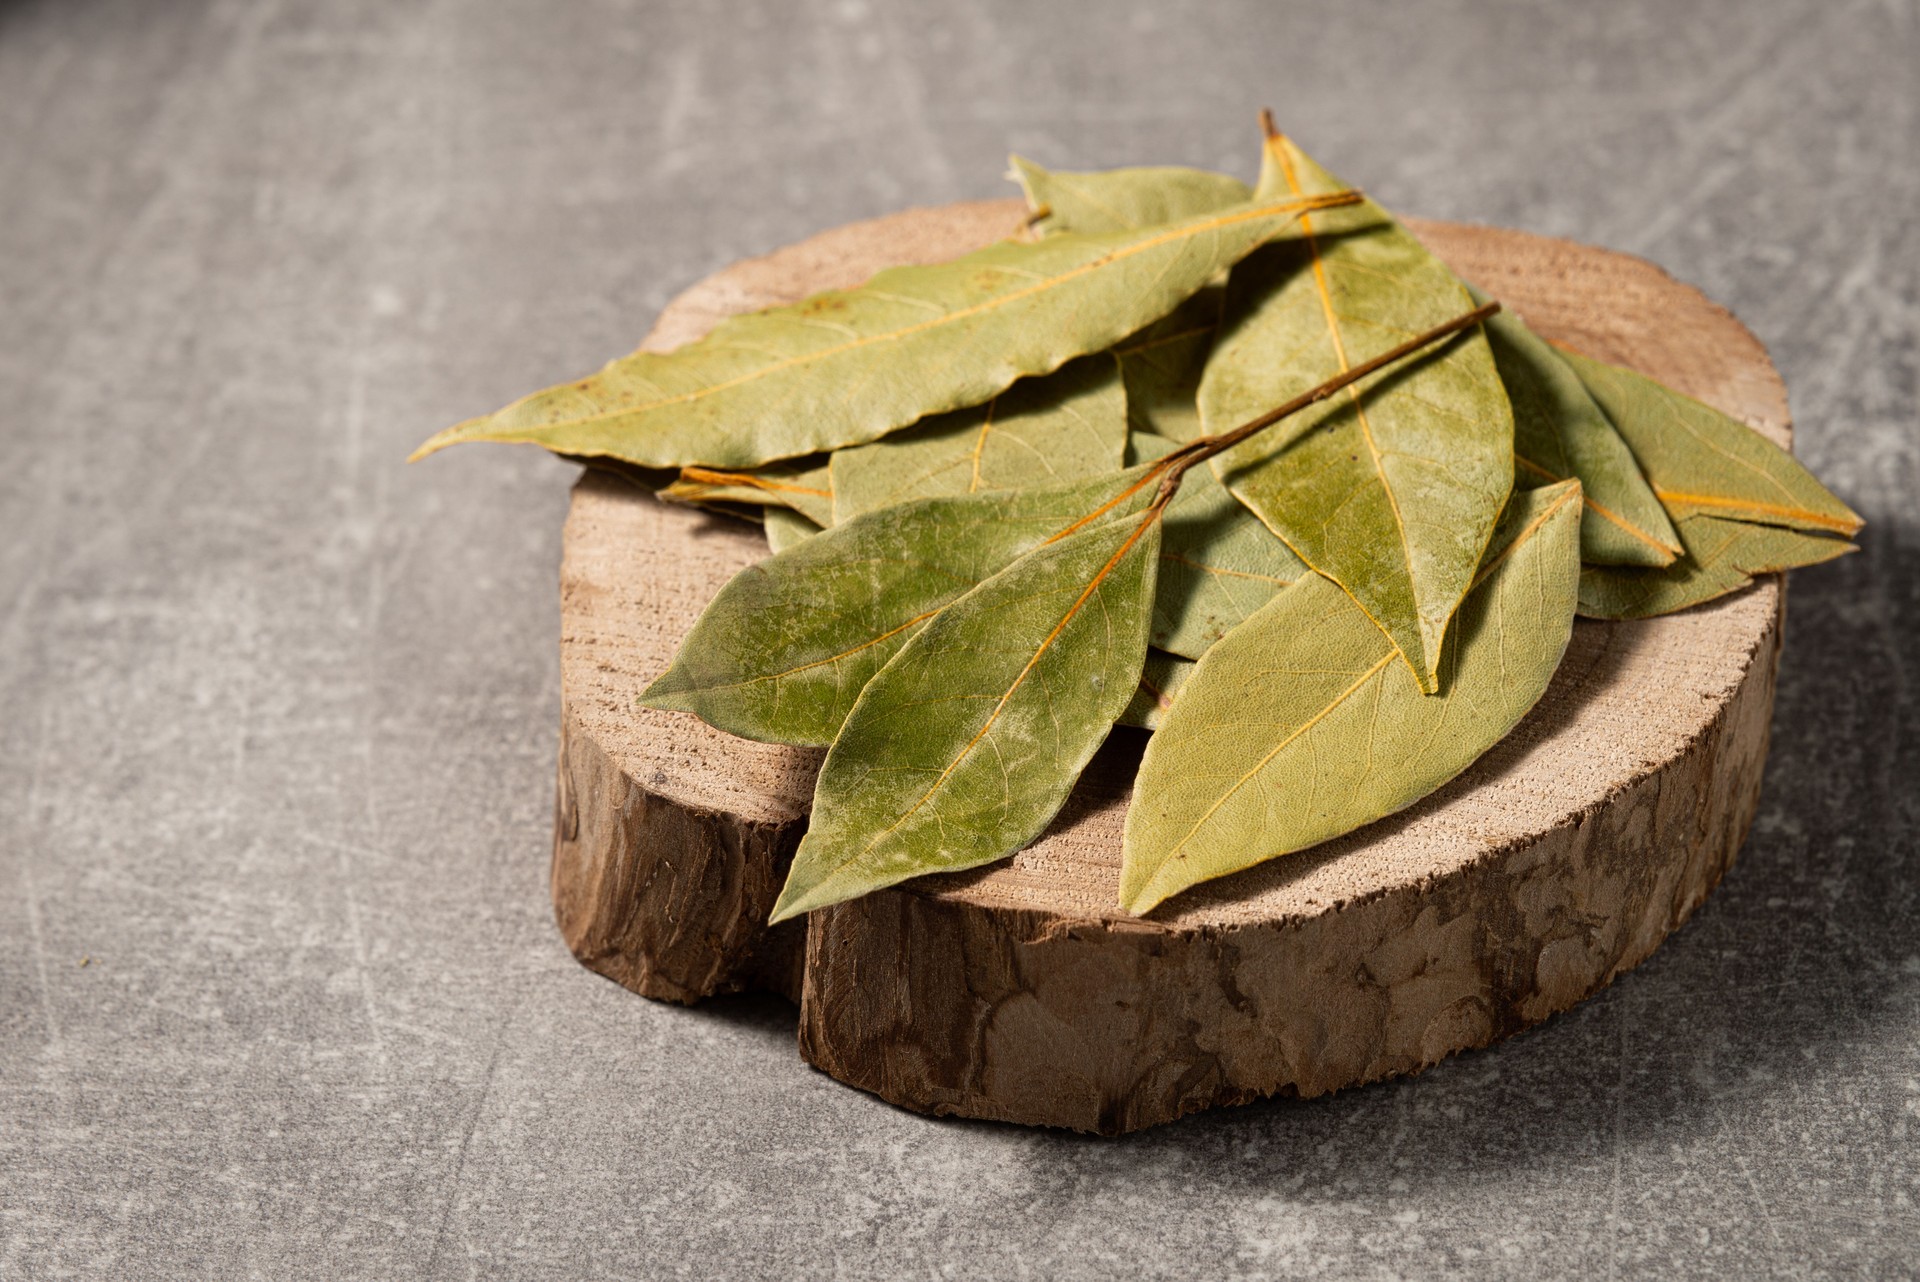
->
<box><xmin>0</xmin><ymin>0</ymin><xmax>1913</xmax><ymax>1278</ymax></box>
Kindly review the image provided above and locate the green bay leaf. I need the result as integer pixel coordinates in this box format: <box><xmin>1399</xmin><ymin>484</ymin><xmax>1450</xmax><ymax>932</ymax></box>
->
<box><xmin>413</xmin><ymin>193</ymin><xmax>1351</xmax><ymax>470</ymax></box>
<box><xmin>1199</xmin><ymin>129</ymin><xmax>1513</xmax><ymax>693</ymax></box>
<box><xmin>829</xmin><ymin>356</ymin><xmax>1125</xmax><ymax>522</ymax></box>
<box><xmin>1476</xmin><ymin>298</ymin><xmax>1681</xmax><ymax>566</ymax></box>
<box><xmin>641</xmin><ymin>464</ymin><xmax>1165</xmax><ymax>746</ymax></box>
<box><xmin>1010</xmin><ymin>156</ymin><xmax>1251</xmax><ymax>236</ymax></box>
<box><xmin>770</xmin><ymin>511</ymin><xmax>1161</xmax><ymax>921</ymax></box>
<box><xmin>1120</xmin><ymin>480</ymin><xmax>1581</xmax><ymax>915</ymax></box>
<box><xmin>1561</xmin><ymin>348</ymin><xmax>1862</xmax><ymax>536</ymax></box>
<box><xmin>1578</xmin><ymin>513</ymin><xmax>1854</xmax><ymax>619</ymax></box>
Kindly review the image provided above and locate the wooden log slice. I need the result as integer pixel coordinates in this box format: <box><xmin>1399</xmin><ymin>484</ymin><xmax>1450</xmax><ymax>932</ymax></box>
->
<box><xmin>550</xmin><ymin>199</ymin><xmax>1792</xmax><ymax>1134</ymax></box>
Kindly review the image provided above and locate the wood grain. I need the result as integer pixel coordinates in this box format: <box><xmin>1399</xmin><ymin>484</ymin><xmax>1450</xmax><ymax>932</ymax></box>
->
<box><xmin>549</xmin><ymin>199</ymin><xmax>1789</xmax><ymax>1132</ymax></box>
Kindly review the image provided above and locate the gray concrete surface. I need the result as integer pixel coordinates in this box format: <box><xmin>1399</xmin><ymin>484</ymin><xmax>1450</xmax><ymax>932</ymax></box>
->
<box><xmin>2</xmin><ymin>0</ymin><xmax>1915</xmax><ymax>1276</ymax></box>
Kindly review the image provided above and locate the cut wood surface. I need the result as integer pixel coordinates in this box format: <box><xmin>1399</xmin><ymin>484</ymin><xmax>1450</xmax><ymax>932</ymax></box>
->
<box><xmin>549</xmin><ymin>199</ymin><xmax>1790</xmax><ymax>1134</ymax></box>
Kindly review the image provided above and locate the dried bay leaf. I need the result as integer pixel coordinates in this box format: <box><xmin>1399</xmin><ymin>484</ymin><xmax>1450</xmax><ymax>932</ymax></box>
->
<box><xmin>1561</xmin><ymin>349</ymin><xmax>1862</xmax><ymax>536</ymax></box>
<box><xmin>1578</xmin><ymin>514</ymin><xmax>1853</xmax><ymax>619</ymax></box>
<box><xmin>1008</xmin><ymin>159</ymin><xmax>1242</xmax><ymax>447</ymax></box>
<box><xmin>412</xmin><ymin>192</ymin><xmax>1357</xmax><ymax>470</ymax></box>
<box><xmin>1475</xmin><ymin>296</ymin><xmax>1681</xmax><ymax>566</ymax></box>
<box><xmin>1114</xmin><ymin>288</ymin><xmax>1223</xmax><ymax>445</ymax></box>
<box><xmin>1155</xmin><ymin>452</ymin><xmax>1306</xmax><ymax>658</ymax></box>
<box><xmin>563</xmin><ymin>455</ymin><xmax>678</xmax><ymax>494</ymax></box>
<box><xmin>658</xmin><ymin>293</ymin><xmax>1493</xmax><ymax>764</ymax></box>
<box><xmin>1011</xmin><ymin>156</ymin><xmax>1251</xmax><ymax>237</ymax></box>
<box><xmin>662</xmin><ymin>456</ymin><xmax>836</xmax><ymax>527</ymax></box>
<box><xmin>1120</xmin><ymin>481</ymin><xmax>1581</xmax><ymax>914</ymax></box>
<box><xmin>770</xmin><ymin>512</ymin><xmax>1161</xmax><ymax>921</ymax></box>
<box><xmin>829</xmin><ymin>356</ymin><xmax>1125</xmax><ymax>522</ymax></box>
<box><xmin>1129</xmin><ymin>430</ymin><xmax>1308</xmax><ymax>658</ymax></box>
<box><xmin>1199</xmin><ymin>125</ymin><xmax>1513</xmax><ymax>693</ymax></box>
<box><xmin>763</xmin><ymin>507</ymin><xmax>820</xmax><ymax>553</ymax></box>
<box><xmin>640</xmin><ymin>465</ymin><xmax>1165</xmax><ymax>746</ymax></box>
<box><xmin>1119</xmin><ymin>648</ymin><xmax>1194</xmax><ymax>731</ymax></box>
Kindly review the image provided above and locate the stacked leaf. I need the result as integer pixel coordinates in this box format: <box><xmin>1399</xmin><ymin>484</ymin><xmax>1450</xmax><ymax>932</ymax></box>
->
<box><xmin>1479</xmin><ymin>297</ymin><xmax>1681</xmax><ymax>566</ymax></box>
<box><xmin>640</xmin><ymin>465</ymin><xmax>1168</xmax><ymax>745</ymax></box>
<box><xmin>661</xmin><ymin>456</ymin><xmax>835</xmax><ymax>526</ymax></box>
<box><xmin>409</xmin><ymin>189</ymin><xmax>1358</xmax><ymax>467</ymax></box>
<box><xmin>773</xmin><ymin>509</ymin><xmax>1163</xmax><ymax>919</ymax></box>
<box><xmin>830</xmin><ymin>356</ymin><xmax>1127</xmax><ymax>521</ymax></box>
<box><xmin>417</xmin><ymin>120</ymin><xmax>1859</xmax><ymax>919</ymax></box>
<box><xmin>1562</xmin><ymin>351</ymin><xmax>1860</xmax><ymax>615</ymax></box>
<box><xmin>1011</xmin><ymin>155</ymin><xmax>1252</xmax><ymax>237</ymax></box>
<box><xmin>1198</xmin><ymin>120</ymin><xmax>1514</xmax><ymax>694</ymax></box>
<box><xmin>1123</xmin><ymin>481</ymin><xmax>1582</xmax><ymax>913</ymax></box>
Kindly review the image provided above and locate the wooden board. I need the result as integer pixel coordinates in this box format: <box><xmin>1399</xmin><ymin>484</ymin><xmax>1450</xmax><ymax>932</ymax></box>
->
<box><xmin>549</xmin><ymin>199</ymin><xmax>1790</xmax><ymax>1134</ymax></box>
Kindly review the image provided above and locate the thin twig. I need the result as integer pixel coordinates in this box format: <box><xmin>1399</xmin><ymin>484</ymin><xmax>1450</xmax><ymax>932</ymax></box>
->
<box><xmin>1145</xmin><ymin>300</ymin><xmax>1501</xmax><ymax>512</ymax></box>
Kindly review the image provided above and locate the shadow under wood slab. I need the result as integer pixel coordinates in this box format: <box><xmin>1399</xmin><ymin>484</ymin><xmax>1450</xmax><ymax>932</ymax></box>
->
<box><xmin>549</xmin><ymin>199</ymin><xmax>1791</xmax><ymax>1134</ymax></box>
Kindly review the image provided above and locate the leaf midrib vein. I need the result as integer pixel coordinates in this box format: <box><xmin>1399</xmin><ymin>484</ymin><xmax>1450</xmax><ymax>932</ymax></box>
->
<box><xmin>1274</xmin><ymin>141</ymin><xmax>1422</xmax><ymax>658</ymax></box>
<box><xmin>1514</xmin><ymin>451</ymin><xmax>1679</xmax><ymax>555</ymax></box>
<box><xmin>1152</xmin><ymin>484</ymin><xmax>1578</xmax><ymax>873</ymax></box>
<box><xmin>820</xmin><ymin>513</ymin><xmax>1159</xmax><ymax>884</ymax></box>
<box><xmin>1651</xmin><ymin>487</ymin><xmax>1856</xmax><ymax>533</ymax></box>
<box><xmin>482</xmin><ymin>198</ymin><xmax>1326</xmax><ymax>434</ymax></box>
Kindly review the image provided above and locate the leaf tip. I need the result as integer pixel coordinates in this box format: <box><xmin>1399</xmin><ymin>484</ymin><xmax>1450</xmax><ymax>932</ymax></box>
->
<box><xmin>1257</xmin><ymin>107</ymin><xmax>1280</xmax><ymax>142</ymax></box>
<box><xmin>407</xmin><ymin>416</ymin><xmax>489</xmax><ymax>462</ymax></box>
<box><xmin>405</xmin><ymin>433</ymin><xmax>450</xmax><ymax>463</ymax></box>
<box><xmin>768</xmin><ymin>873</ymin><xmax>837</xmax><ymax>925</ymax></box>
<box><xmin>1116</xmin><ymin>873</ymin><xmax>1174</xmax><ymax>918</ymax></box>
<box><xmin>633</xmin><ymin>678</ymin><xmax>679</xmax><ymax>712</ymax></box>
<box><xmin>1396</xmin><ymin>640</ymin><xmax>1442</xmax><ymax>696</ymax></box>
<box><xmin>1115</xmin><ymin>849</ymin><xmax>1174</xmax><ymax>916</ymax></box>
<box><xmin>634</xmin><ymin>665</ymin><xmax>710</xmax><ymax>719</ymax></box>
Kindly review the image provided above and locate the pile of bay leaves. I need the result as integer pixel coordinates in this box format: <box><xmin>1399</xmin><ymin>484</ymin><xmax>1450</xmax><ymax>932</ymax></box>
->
<box><xmin>414</xmin><ymin>118</ymin><xmax>1859</xmax><ymax>919</ymax></box>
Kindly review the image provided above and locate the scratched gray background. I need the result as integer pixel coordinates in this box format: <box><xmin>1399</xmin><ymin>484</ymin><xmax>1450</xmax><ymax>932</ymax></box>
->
<box><xmin>2</xmin><ymin>0</ymin><xmax>1915</xmax><ymax>1277</ymax></box>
